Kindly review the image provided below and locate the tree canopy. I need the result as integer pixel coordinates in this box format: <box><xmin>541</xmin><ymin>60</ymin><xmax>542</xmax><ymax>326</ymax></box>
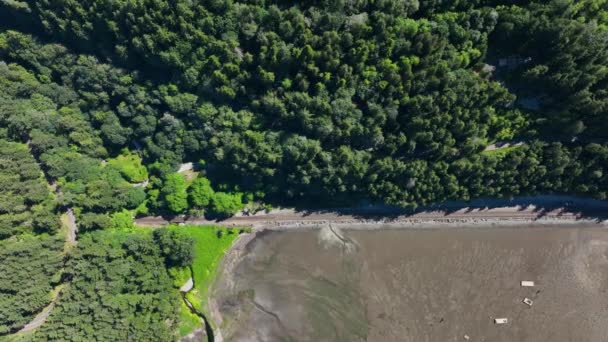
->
<box><xmin>32</xmin><ymin>230</ymin><xmax>181</xmax><ymax>341</ymax></box>
<box><xmin>0</xmin><ymin>0</ymin><xmax>607</xmax><ymax>339</ymax></box>
<box><xmin>0</xmin><ymin>0</ymin><xmax>605</xmax><ymax>210</ymax></box>
<box><xmin>0</xmin><ymin>234</ymin><xmax>64</xmax><ymax>335</ymax></box>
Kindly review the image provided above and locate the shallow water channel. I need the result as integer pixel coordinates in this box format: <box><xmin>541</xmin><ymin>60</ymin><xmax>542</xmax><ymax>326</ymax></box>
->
<box><xmin>210</xmin><ymin>226</ymin><xmax>608</xmax><ymax>342</ymax></box>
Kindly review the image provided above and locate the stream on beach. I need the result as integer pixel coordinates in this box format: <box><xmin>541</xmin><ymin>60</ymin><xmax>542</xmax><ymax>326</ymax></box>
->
<box><xmin>208</xmin><ymin>225</ymin><xmax>608</xmax><ymax>342</ymax></box>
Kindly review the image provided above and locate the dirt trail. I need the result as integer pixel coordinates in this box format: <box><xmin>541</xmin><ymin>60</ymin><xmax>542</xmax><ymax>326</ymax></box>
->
<box><xmin>18</xmin><ymin>301</ymin><xmax>56</xmax><ymax>333</ymax></box>
<box><xmin>17</xmin><ymin>285</ymin><xmax>66</xmax><ymax>334</ymax></box>
<box><xmin>66</xmin><ymin>208</ymin><xmax>78</xmax><ymax>244</ymax></box>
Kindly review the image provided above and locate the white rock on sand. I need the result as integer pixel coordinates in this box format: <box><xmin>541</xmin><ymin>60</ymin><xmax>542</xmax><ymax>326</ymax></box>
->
<box><xmin>180</xmin><ymin>277</ymin><xmax>194</xmax><ymax>292</ymax></box>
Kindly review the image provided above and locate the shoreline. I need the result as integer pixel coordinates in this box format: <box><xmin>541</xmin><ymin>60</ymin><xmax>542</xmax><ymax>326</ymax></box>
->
<box><xmin>204</xmin><ymin>199</ymin><xmax>608</xmax><ymax>341</ymax></box>
<box><xmin>207</xmin><ymin>230</ymin><xmax>258</xmax><ymax>342</ymax></box>
<box><xmin>249</xmin><ymin>217</ymin><xmax>608</xmax><ymax>231</ymax></box>
<box><xmin>206</xmin><ymin>214</ymin><xmax>608</xmax><ymax>342</ymax></box>
<box><xmin>201</xmin><ymin>195</ymin><xmax>608</xmax><ymax>341</ymax></box>
<box><xmin>137</xmin><ymin>204</ymin><xmax>608</xmax><ymax>231</ymax></box>
<box><xmin>209</xmin><ymin>223</ymin><xmax>608</xmax><ymax>342</ymax></box>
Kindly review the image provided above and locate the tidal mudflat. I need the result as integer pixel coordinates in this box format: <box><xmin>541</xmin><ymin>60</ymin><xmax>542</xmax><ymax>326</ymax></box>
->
<box><xmin>209</xmin><ymin>226</ymin><xmax>608</xmax><ymax>342</ymax></box>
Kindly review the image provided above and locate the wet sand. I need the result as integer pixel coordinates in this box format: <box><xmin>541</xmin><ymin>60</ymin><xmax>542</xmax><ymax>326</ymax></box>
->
<box><xmin>209</xmin><ymin>226</ymin><xmax>608</xmax><ymax>342</ymax></box>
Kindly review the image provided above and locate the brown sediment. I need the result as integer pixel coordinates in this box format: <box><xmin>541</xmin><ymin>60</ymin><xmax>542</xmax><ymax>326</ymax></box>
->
<box><xmin>167</xmin><ymin>199</ymin><xmax>608</xmax><ymax>340</ymax></box>
<box><xmin>208</xmin><ymin>225</ymin><xmax>608</xmax><ymax>342</ymax></box>
<box><xmin>207</xmin><ymin>231</ymin><xmax>259</xmax><ymax>342</ymax></box>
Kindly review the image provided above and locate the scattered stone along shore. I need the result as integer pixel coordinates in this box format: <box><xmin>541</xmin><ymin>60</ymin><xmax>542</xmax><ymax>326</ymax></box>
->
<box><xmin>136</xmin><ymin>202</ymin><xmax>608</xmax><ymax>231</ymax></box>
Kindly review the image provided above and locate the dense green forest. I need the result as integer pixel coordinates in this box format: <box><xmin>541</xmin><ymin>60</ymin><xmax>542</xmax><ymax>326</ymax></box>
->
<box><xmin>2</xmin><ymin>0</ymin><xmax>607</xmax><ymax>212</ymax></box>
<box><xmin>0</xmin><ymin>138</ymin><xmax>62</xmax><ymax>336</ymax></box>
<box><xmin>0</xmin><ymin>234</ymin><xmax>64</xmax><ymax>335</ymax></box>
<box><xmin>1</xmin><ymin>0</ymin><xmax>608</xmax><ymax>211</ymax></box>
<box><xmin>31</xmin><ymin>229</ymin><xmax>191</xmax><ymax>341</ymax></box>
<box><xmin>0</xmin><ymin>0</ymin><xmax>607</xmax><ymax>340</ymax></box>
<box><xmin>0</xmin><ymin>140</ymin><xmax>56</xmax><ymax>238</ymax></box>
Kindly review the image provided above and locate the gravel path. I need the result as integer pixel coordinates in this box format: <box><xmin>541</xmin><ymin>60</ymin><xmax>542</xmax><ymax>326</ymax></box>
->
<box><xmin>132</xmin><ymin>179</ymin><xmax>149</xmax><ymax>188</ymax></box>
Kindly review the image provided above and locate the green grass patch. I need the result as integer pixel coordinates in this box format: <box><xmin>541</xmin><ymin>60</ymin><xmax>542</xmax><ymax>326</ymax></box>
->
<box><xmin>182</xmin><ymin>170</ymin><xmax>200</xmax><ymax>185</ymax></box>
<box><xmin>169</xmin><ymin>225</ymin><xmax>240</xmax><ymax>333</ymax></box>
<box><xmin>106</xmin><ymin>149</ymin><xmax>148</xmax><ymax>183</ymax></box>
<box><xmin>103</xmin><ymin>225</ymin><xmax>152</xmax><ymax>240</ymax></box>
<box><xmin>168</xmin><ymin>266</ymin><xmax>191</xmax><ymax>288</ymax></box>
<box><xmin>481</xmin><ymin>144</ymin><xmax>522</xmax><ymax>158</ymax></box>
<box><xmin>0</xmin><ymin>330</ymin><xmax>35</xmax><ymax>342</ymax></box>
<box><xmin>178</xmin><ymin>300</ymin><xmax>201</xmax><ymax>337</ymax></box>
<box><xmin>172</xmin><ymin>225</ymin><xmax>239</xmax><ymax>306</ymax></box>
